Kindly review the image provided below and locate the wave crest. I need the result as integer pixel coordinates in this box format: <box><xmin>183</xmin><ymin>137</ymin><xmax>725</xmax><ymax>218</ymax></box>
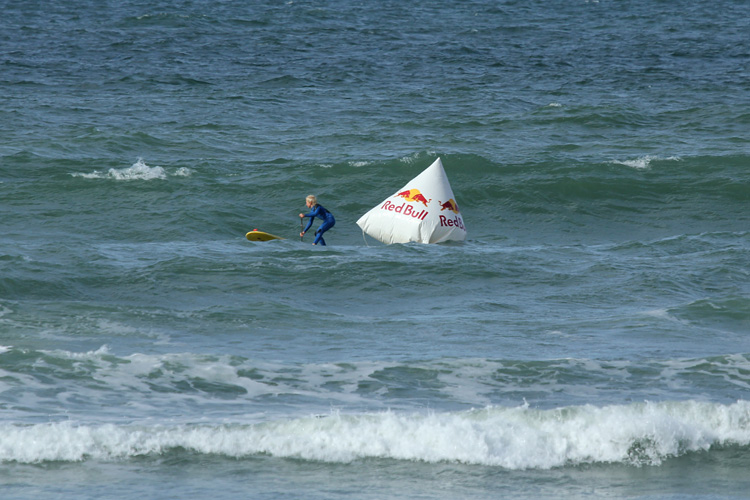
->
<box><xmin>2</xmin><ymin>400</ymin><xmax>748</xmax><ymax>468</ymax></box>
<box><xmin>71</xmin><ymin>159</ymin><xmax>191</xmax><ymax>180</ymax></box>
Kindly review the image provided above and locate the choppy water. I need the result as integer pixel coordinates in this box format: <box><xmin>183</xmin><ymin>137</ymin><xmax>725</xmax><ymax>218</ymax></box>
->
<box><xmin>2</xmin><ymin>0</ymin><xmax>750</xmax><ymax>498</ymax></box>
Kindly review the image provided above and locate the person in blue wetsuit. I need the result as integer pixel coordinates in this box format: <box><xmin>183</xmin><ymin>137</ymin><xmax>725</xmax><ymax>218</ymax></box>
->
<box><xmin>299</xmin><ymin>195</ymin><xmax>335</xmax><ymax>246</ymax></box>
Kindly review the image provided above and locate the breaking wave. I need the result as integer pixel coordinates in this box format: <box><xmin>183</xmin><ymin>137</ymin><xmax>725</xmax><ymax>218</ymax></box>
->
<box><xmin>2</xmin><ymin>400</ymin><xmax>749</xmax><ymax>468</ymax></box>
<box><xmin>71</xmin><ymin>158</ymin><xmax>191</xmax><ymax>180</ymax></box>
<box><xmin>610</xmin><ymin>155</ymin><xmax>681</xmax><ymax>170</ymax></box>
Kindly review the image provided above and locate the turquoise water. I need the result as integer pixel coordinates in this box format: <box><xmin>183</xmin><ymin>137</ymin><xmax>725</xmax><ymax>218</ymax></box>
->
<box><xmin>2</xmin><ymin>0</ymin><xmax>750</xmax><ymax>498</ymax></box>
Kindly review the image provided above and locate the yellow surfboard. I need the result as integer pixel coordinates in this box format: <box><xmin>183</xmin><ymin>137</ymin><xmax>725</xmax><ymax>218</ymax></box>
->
<box><xmin>246</xmin><ymin>230</ymin><xmax>284</xmax><ymax>242</ymax></box>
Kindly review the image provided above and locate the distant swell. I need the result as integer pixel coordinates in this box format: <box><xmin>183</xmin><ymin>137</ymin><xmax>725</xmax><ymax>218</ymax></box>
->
<box><xmin>2</xmin><ymin>400</ymin><xmax>749</xmax><ymax>468</ymax></box>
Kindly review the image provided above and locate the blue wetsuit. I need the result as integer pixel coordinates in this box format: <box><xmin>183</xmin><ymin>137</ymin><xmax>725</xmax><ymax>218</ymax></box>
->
<box><xmin>302</xmin><ymin>204</ymin><xmax>335</xmax><ymax>246</ymax></box>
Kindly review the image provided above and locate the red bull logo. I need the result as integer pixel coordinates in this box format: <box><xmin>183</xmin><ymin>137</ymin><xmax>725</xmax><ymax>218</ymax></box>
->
<box><xmin>439</xmin><ymin>214</ymin><xmax>465</xmax><ymax>231</ymax></box>
<box><xmin>438</xmin><ymin>198</ymin><xmax>459</xmax><ymax>214</ymax></box>
<box><xmin>395</xmin><ymin>188</ymin><xmax>431</xmax><ymax>207</ymax></box>
<box><xmin>380</xmin><ymin>200</ymin><xmax>428</xmax><ymax>220</ymax></box>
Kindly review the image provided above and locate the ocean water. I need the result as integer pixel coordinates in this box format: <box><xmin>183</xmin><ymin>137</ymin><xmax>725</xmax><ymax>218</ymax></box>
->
<box><xmin>2</xmin><ymin>0</ymin><xmax>750</xmax><ymax>498</ymax></box>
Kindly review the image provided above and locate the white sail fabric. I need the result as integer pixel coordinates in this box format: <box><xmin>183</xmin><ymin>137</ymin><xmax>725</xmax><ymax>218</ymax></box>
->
<box><xmin>356</xmin><ymin>158</ymin><xmax>467</xmax><ymax>244</ymax></box>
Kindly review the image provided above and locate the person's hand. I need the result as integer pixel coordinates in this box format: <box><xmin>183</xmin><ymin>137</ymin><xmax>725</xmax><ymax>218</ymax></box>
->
<box><xmin>300</xmin><ymin>232</ymin><xmax>305</xmax><ymax>238</ymax></box>
<box><xmin>299</xmin><ymin>213</ymin><xmax>305</xmax><ymax>218</ymax></box>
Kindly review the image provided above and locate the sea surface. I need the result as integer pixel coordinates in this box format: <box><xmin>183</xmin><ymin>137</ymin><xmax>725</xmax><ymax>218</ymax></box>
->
<box><xmin>2</xmin><ymin>0</ymin><xmax>750</xmax><ymax>498</ymax></box>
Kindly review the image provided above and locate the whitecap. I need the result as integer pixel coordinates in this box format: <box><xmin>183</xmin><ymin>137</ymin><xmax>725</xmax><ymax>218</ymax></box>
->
<box><xmin>2</xmin><ymin>400</ymin><xmax>748</xmax><ymax>467</ymax></box>
<box><xmin>71</xmin><ymin>158</ymin><xmax>170</xmax><ymax>180</ymax></box>
<box><xmin>610</xmin><ymin>155</ymin><xmax>681</xmax><ymax>170</ymax></box>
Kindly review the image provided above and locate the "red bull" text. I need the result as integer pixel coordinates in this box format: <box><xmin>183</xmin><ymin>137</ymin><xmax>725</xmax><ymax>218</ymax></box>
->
<box><xmin>381</xmin><ymin>200</ymin><xmax>429</xmax><ymax>220</ymax></box>
<box><xmin>439</xmin><ymin>214</ymin><xmax>465</xmax><ymax>230</ymax></box>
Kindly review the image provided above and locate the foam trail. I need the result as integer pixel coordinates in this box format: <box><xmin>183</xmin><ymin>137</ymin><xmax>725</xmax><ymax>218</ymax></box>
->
<box><xmin>2</xmin><ymin>400</ymin><xmax>748</xmax><ymax>468</ymax></box>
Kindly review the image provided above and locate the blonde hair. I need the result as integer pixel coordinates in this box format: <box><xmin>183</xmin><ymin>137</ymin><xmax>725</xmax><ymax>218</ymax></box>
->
<box><xmin>306</xmin><ymin>195</ymin><xmax>317</xmax><ymax>205</ymax></box>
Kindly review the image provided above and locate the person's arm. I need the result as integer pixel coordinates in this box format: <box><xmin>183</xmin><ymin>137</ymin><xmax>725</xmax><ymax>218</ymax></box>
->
<box><xmin>301</xmin><ymin>205</ymin><xmax>320</xmax><ymax>234</ymax></box>
<box><xmin>302</xmin><ymin>217</ymin><xmax>314</xmax><ymax>234</ymax></box>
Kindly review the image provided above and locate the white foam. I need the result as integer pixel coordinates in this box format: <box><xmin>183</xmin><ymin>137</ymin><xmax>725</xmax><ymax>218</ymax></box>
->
<box><xmin>50</xmin><ymin>345</ymin><xmax>111</xmax><ymax>359</ymax></box>
<box><xmin>400</xmin><ymin>151</ymin><xmax>438</xmax><ymax>165</ymax></box>
<box><xmin>1</xmin><ymin>400</ymin><xmax>748</xmax><ymax>467</ymax></box>
<box><xmin>611</xmin><ymin>155</ymin><xmax>658</xmax><ymax>170</ymax></box>
<box><xmin>610</xmin><ymin>155</ymin><xmax>682</xmax><ymax>170</ymax></box>
<box><xmin>71</xmin><ymin>158</ymin><xmax>189</xmax><ymax>180</ymax></box>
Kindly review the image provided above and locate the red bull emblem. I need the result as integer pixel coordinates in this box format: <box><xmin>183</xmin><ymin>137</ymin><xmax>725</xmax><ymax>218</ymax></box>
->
<box><xmin>395</xmin><ymin>188</ymin><xmax>431</xmax><ymax>207</ymax></box>
<box><xmin>438</xmin><ymin>198</ymin><xmax>459</xmax><ymax>214</ymax></box>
